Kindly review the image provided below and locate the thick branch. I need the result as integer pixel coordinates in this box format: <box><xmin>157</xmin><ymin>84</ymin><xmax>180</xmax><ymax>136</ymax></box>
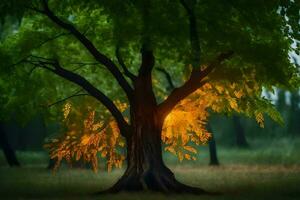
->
<box><xmin>39</xmin><ymin>0</ymin><xmax>133</xmax><ymax>100</ymax></box>
<box><xmin>115</xmin><ymin>46</ymin><xmax>136</xmax><ymax>81</ymax></box>
<box><xmin>200</xmin><ymin>51</ymin><xmax>234</xmax><ymax>78</ymax></box>
<box><xmin>180</xmin><ymin>0</ymin><xmax>200</xmax><ymax>67</ymax></box>
<box><xmin>158</xmin><ymin>51</ymin><xmax>234</xmax><ymax>118</ymax></box>
<box><xmin>27</xmin><ymin>57</ymin><xmax>130</xmax><ymax>137</ymax></box>
<box><xmin>157</xmin><ymin>0</ymin><xmax>234</xmax><ymax>118</ymax></box>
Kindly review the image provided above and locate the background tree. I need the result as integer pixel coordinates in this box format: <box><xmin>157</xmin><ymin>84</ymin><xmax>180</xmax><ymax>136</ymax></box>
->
<box><xmin>0</xmin><ymin>123</ymin><xmax>20</xmax><ymax>167</ymax></box>
<box><xmin>207</xmin><ymin>124</ymin><xmax>219</xmax><ymax>166</ymax></box>
<box><xmin>0</xmin><ymin>0</ymin><xmax>299</xmax><ymax>194</ymax></box>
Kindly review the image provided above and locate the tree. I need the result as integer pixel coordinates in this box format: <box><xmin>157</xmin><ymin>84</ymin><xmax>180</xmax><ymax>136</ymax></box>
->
<box><xmin>0</xmin><ymin>0</ymin><xmax>299</xmax><ymax>194</ymax></box>
<box><xmin>207</xmin><ymin>124</ymin><xmax>219</xmax><ymax>166</ymax></box>
<box><xmin>0</xmin><ymin>123</ymin><xmax>20</xmax><ymax>167</ymax></box>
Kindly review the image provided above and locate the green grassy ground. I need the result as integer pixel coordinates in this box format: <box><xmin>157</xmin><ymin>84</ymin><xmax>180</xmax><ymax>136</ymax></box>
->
<box><xmin>0</xmin><ymin>137</ymin><xmax>300</xmax><ymax>200</ymax></box>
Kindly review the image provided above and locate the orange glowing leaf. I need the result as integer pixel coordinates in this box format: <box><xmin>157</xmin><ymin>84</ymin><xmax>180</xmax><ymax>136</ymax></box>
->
<box><xmin>81</xmin><ymin>135</ymin><xmax>90</xmax><ymax>145</ymax></box>
<box><xmin>183</xmin><ymin>146</ymin><xmax>197</xmax><ymax>154</ymax></box>
<box><xmin>184</xmin><ymin>154</ymin><xmax>191</xmax><ymax>160</ymax></box>
<box><xmin>178</xmin><ymin>151</ymin><xmax>184</xmax><ymax>162</ymax></box>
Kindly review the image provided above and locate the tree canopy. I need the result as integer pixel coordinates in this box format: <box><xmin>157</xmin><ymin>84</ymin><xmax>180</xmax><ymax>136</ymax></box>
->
<box><xmin>0</xmin><ymin>1</ymin><xmax>298</xmax><ymax>118</ymax></box>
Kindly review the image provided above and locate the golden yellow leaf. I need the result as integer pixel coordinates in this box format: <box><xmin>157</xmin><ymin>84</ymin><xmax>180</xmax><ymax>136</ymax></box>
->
<box><xmin>183</xmin><ymin>146</ymin><xmax>197</xmax><ymax>154</ymax></box>
<box><xmin>215</xmin><ymin>85</ymin><xmax>224</xmax><ymax>93</ymax></box>
<box><xmin>81</xmin><ymin>135</ymin><xmax>90</xmax><ymax>145</ymax></box>
<box><xmin>228</xmin><ymin>98</ymin><xmax>238</xmax><ymax>111</ymax></box>
<box><xmin>255</xmin><ymin>112</ymin><xmax>264</xmax><ymax>128</ymax></box>
<box><xmin>234</xmin><ymin>90</ymin><xmax>243</xmax><ymax>98</ymax></box>
<box><xmin>178</xmin><ymin>151</ymin><xmax>184</xmax><ymax>162</ymax></box>
<box><xmin>63</xmin><ymin>102</ymin><xmax>71</xmax><ymax>119</ymax></box>
<box><xmin>184</xmin><ymin>154</ymin><xmax>191</xmax><ymax>160</ymax></box>
<box><xmin>165</xmin><ymin>146</ymin><xmax>176</xmax><ymax>155</ymax></box>
<box><xmin>101</xmin><ymin>150</ymin><xmax>107</xmax><ymax>158</ymax></box>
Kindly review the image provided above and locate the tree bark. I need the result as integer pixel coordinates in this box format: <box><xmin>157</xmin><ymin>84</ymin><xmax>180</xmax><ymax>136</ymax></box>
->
<box><xmin>103</xmin><ymin>116</ymin><xmax>207</xmax><ymax>193</ymax></box>
<box><xmin>101</xmin><ymin>75</ymin><xmax>206</xmax><ymax>194</ymax></box>
<box><xmin>105</xmin><ymin>127</ymin><xmax>205</xmax><ymax>193</ymax></box>
<box><xmin>0</xmin><ymin>123</ymin><xmax>20</xmax><ymax>167</ymax></box>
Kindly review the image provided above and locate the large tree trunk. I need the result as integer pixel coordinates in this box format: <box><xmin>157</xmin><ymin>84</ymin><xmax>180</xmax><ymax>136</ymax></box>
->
<box><xmin>102</xmin><ymin>76</ymin><xmax>206</xmax><ymax>194</ymax></box>
<box><xmin>105</xmin><ymin>121</ymin><xmax>206</xmax><ymax>193</ymax></box>
<box><xmin>0</xmin><ymin>123</ymin><xmax>20</xmax><ymax>167</ymax></box>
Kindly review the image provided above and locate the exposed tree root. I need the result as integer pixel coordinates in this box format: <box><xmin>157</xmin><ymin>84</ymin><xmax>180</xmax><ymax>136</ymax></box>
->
<box><xmin>97</xmin><ymin>167</ymin><xmax>213</xmax><ymax>195</ymax></box>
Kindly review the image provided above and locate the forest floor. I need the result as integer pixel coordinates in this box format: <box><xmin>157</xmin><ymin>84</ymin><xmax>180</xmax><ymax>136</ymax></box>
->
<box><xmin>0</xmin><ymin>137</ymin><xmax>300</xmax><ymax>200</ymax></box>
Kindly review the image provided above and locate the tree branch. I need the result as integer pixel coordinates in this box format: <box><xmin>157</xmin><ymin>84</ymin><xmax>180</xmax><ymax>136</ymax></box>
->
<box><xmin>199</xmin><ymin>51</ymin><xmax>234</xmax><ymax>78</ymax></box>
<box><xmin>158</xmin><ymin>51</ymin><xmax>234</xmax><ymax>118</ymax></box>
<box><xmin>24</xmin><ymin>57</ymin><xmax>130</xmax><ymax>137</ymax></box>
<box><xmin>47</xmin><ymin>89</ymin><xmax>90</xmax><ymax>107</ymax></box>
<box><xmin>180</xmin><ymin>0</ymin><xmax>201</xmax><ymax>67</ymax></box>
<box><xmin>36</xmin><ymin>32</ymin><xmax>70</xmax><ymax>49</ymax></box>
<box><xmin>155</xmin><ymin>67</ymin><xmax>175</xmax><ymax>90</ymax></box>
<box><xmin>39</xmin><ymin>0</ymin><xmax>133</xmax><ymax>100</ymax></box>
<box><xmin>68</xmin><ymin>62</ymin><xmax>105</xmax><ymax>72</ymax></box>
<box><xmin>24</xmin><ymin>58</ymin><xmax>55</xmax><ymax>72</ymax></box>
<box><xmin>115</xmin><ymin>46</ymin><xmax>136</xmax><ymax>81</ymax></box>
<box><xmin>28</xmin><ymin>65</ymin><xmax>39</xmax><ymax>75</ymax></box>
<box><xmin>25</xmin><ymin>6</ymin><xmax>46</xmax><ymax>14</ymax></box>
<box><xmin>156</xmin><ymin>0</ymin><xmax>235</xmax><ymax>119</ymax></box>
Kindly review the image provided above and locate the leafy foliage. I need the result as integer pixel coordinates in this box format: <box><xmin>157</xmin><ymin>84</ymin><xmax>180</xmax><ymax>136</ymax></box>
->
<box><xmin>162</xmin><ymin>78</ymin><xmax>283</xmax><ymax>161</ymax></box>
<box><xmin>0</xmin><ymin>0</ymin><xmax>298</xmax><ymax>171</ymax></box>
<box><xmin>45</xmin><ymin>102</ymin><xmax>126</xmax><ymax>172</ymax></box>
<box><xmin>47</xmin><ymin>75</ymin><xmax>284</xmax><ymax>170</ymax></box>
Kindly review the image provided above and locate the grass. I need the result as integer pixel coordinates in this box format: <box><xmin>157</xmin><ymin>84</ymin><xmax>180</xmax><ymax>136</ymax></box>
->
<box><xmin>0</xmin><ymin>137</ymin><xmax>300</xmax><ymax>200</ymax></box>
<box><xmin>165</xmin><ymin>136</ymin><xmax>300</xmax><ymax>166</ymax></box>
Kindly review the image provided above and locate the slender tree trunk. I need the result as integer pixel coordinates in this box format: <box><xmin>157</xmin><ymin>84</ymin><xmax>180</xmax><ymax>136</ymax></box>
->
<box><xmin>206</xmin><ymin>124</ymin><xmax>219</xmax><ymax>166</ymax></box>
<box><xmin>232</xmin><ymin>116</ymin><xmax>248</xmax><ymax>148</ymax></box>
<box><xmin>208</xmin><ymin>134</ymin><xmax>219</xmax><ymax>166</ymax></box>
<box><xmin>0</xmin><ymin>123</ymin><xmax>20</xmax><ymax>167</ymax></box>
